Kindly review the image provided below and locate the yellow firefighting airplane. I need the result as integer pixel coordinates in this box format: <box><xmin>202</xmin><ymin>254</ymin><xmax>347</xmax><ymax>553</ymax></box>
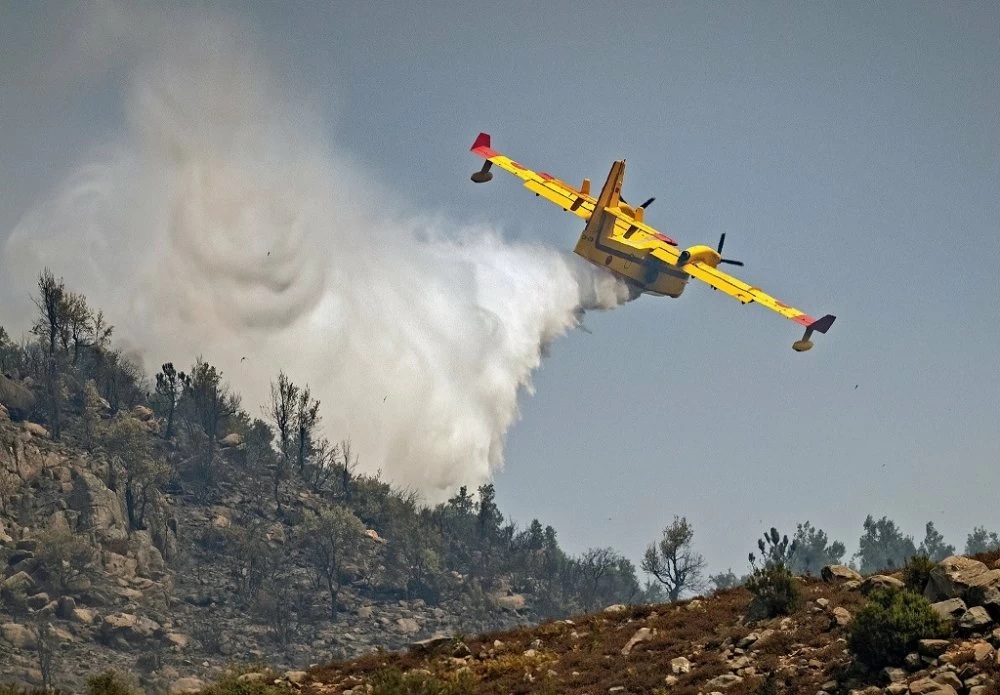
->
<box><xmin>469</xmin><ymin>132</ymin><xmax>836</xmax><ymax>352</ymax></box>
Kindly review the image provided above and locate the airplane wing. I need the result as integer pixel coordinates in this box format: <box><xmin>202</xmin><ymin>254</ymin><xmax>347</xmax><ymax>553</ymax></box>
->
<box><xmin>653</xmin><ymin>246</ymin><xmax>836</xmax><ymax>336</ymax></box>
<box><xmin>470</xmin><ymin>133</ymin><xmax>596</xmax><ymax>221</ymax></box>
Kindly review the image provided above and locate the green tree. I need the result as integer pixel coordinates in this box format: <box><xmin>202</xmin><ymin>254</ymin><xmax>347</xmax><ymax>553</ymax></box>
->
<box><xmin>917</xmin><ymin>521</ymin><xmax>955</xmax><ymax>561</ymax></box>
<box><xmin>641</xmin><ymin>516</ymin><xmax>707</xmax><ymax>602</ymax></box>
<box><xmin>301</xmin><ymin>506</ymin><xmax>374</xmax><ymax>619</ymax></box>
<box><xmin>854</xmin><ymin>515</ymin><xmax>917</xmax><ymax>573</ymax></box>
<box><xmin>181</xmin><ymin>357</ymin><xmax>239</xmax><ymax>481</ymax></box>
<box><xmin>154</xmin><ymin>362</ymin><xmax>185</xmax><ymax>440</ymax></box>
<box><xmin>789</xmin><ymin>521</ymin><xmax>846</xmax><ymax>575</ymax></box>
<box><xmin>747</xmin><ymin>528</ymin><xmax>802</xmax><ymax>617</ymax></box>
<box><xmin>102</xmin><ymin>414</ymin><xmax>170</xmax><ymax>530</ymax></box>
<box><xmin>965</xmin><ymin>526</ymin><xmax>1000</xmax><ymax>555</ymax></box>
<box><xmin>848</xmin><ymin>587</ymin><xmax>948</xmax><ymax>667</ymax></box>
<box><xmin>708</xmin><ymin>568</ymin><xmax>743</xmax><ymax>593</ymax></box>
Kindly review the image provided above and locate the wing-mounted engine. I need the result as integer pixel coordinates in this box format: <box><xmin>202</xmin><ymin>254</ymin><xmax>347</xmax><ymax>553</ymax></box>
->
<box><xmin>677</xmin><ymin>233</ymin><xmax>744</xmax><ymax>269</ymax></box>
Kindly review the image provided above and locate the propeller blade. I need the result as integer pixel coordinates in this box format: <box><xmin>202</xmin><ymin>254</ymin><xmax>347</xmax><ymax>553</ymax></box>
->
<box><xmin>640</xmin><ymin>197</ymin><xmax>656</xmax><ymax>209</ymax></box>
<box><xmin>717</xmin><ymin>233</ymin><xmax>726</xmax><ymax>254</ymax></box>
<box><xmin>720</xmin><ymin>259</ymin><xmax>744</xmax><ymax>267</ymax></box>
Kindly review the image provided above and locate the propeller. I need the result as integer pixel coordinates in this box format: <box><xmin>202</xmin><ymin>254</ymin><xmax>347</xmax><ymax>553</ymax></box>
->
<box><xmin>716</xmin><ymin>233</ymin><xmax>744</xmax><ymax>267</ymax></box>
<box><xmin>620</xmin><ymin>195</ymin><xmax>656</xmax><ymax>209</ymax></box>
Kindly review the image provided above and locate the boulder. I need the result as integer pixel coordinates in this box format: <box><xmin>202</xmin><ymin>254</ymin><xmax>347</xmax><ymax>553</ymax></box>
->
<box><xmin>71</xmin><ymin>608</ymin><xmax>97</xmax><ymax>625</ymax></box>
<box><xmin>670</xmin><ymin>656</ymin><xmax>691</xmax><ymax>674</ymax></box>
<box><xmin>620</xmin><ymin>627</ymin><xmax>652</xmax><ymax>656</ymax></box>
<box><xmin>2</xmin><ymin>570</ymin><xmax>37</xmax><ymax>596</ymax></box>
<box><xmin>959</xmin><ymin>606</ymin><xmax>994</xmax><ymax>631</ymax></box>
<box><xmin>909</xmin><ymin>678</ymin><xmax>957</xmax><ymax>695</ymax></box>
<box><xmin>169</xmin><ymin>677</ymin><xmax>205</xmax><ymax>694</ymax></box>
<box><xmin>219</xmin><ymin>432</ymin><xmax>243</xmax><ymax>448</ymax></box>
<box><xmin>931</xmin><ymin>598</ymin><xmax>968</xmax><ymax>620</ymax></box>
<box><xmin>861</xmin><ymin>574</ymin><xmax>906</xmax><ymax>595</ymax></box>
<box><xmin>396</xmin><ymin>617</ymin><xmax>420</xmax><ymax>634</ymax></box>
<box><xmin>925</xmin><ymin>556</ymin><xmax>996</xmax><ymax>602</ymax></box>
<box><xmin>1</xmin><ymin>622</ymin><xmax>37</xmax><ymax>649</ymax></box>
<box><xmin>705</xmin><ymin>674</ymin><xmax>743</xmax><ymax>689</ymax></box>
<box><xmin>822</xmin><ymin>565</ymin><xmax>862</xmax><ymax>582</ymax></box>
<box><xmin>69</xmin><ymin>469</ymin><xmax>129</xmax><ymax>553</ymax></box>
<box><xmin>284</xmin><ymin>672</ymin><xmax>308</xmax><ymax>684</ymax></box>
<box><xmin>831</xmin><ymin>607</ymin><xmax>853</xmax><ymax>627</ymax></box>
<box><xmin>0</xmin><ymin>376</ymin><xmax>35</xmax><ymax>420</ymax></box>
<box><xmin>132</xmin><ymin>406</ymin><xmax>155</xmax><ymax>421</ymax></box>
<box><xmin>99</xmin><ymin>612</ymin><xmax>162</xmax><ymax>645</ymax></box>
<box><xmin>55</xmin><ymin>596</ymin><xmax>76</xmax><ymax>619</ymax></box>
<box><xmin>25</xmin><ymin>592</ymin><xmax>50</xmax><ymax>610</ymax></box>
<box><xmin>22</xmin><ymin>422</ymin><xmax>48</xmax><ymax>439</ymax></box>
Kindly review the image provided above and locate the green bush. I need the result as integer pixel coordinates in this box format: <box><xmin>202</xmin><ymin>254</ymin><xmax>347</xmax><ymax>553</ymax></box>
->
<box><xmin>745</xmin><ymin>563</ymin><xmax>802</xmax><ymax>618</ymax></box>
<box><xmin>85</xmin><ymin>670</ymin><xmax>140</xmax><ymax>695</ymax></box>
<box><xmin>848</xmin><ymin>587</ymin><xmax>949</xmax><ymax>667</ymax></box>
<box><xmin>902</xmin><ymin>555</ymin><xmax>936</xmax><ymax>593</ymax></box>
<box><xmin>370</xmin><ymin>668</ymin><xmax>475</xmax><ymax>695</ymax></box>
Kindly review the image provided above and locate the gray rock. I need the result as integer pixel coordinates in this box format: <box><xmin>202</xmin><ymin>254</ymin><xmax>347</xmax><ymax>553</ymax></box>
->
<box><xmin>931</xmin><ymin>598</ymin><xmax>968</xmax><ymax>620</ymax></box>
<box><xmin>908</xmin><ymin>677</ymin><xmax>957</xmax><ymax>695</ymax></box>
<box><xmin>620</xmin><ymin>627</ymin><xmax>652</xmax><ymax>656</ymax></box>
<box><xmin>881</xmin><ymin>667</ymin><xmax>907</xmax><ymax>683</ymax></box>
<box><xmin>670</xmin><ymin>656</ymin><xmax>691</xmax><ymax>674</ymax></box>
<box><xmin>860</xmin><ymin>574</ymin><xmax>906</xmax><ymax>595</ymax></box>
<box><xmin>705</xmin><ymin>674</ymin><xmax>743</xmax><ymax>689</ymax></box>
<box><xmin>822</xmin><ymin>564</ymin><xmax>862</xmax><ymax>582</ymax></box>
<box><xmin>69</xmin><ymin>469</ymin><xmax>129</xmax><ymax>553</ymax></box>
<box><xmin>925</xmin><ymin>556</ymin><xmax>993</xmax><ymax>602</ymax></box>
<box><xmin>960</xmin><ymin>606</ymin><xmax>994</xmax><ymax>631</ymax></box>
<box><xmin>831</xmin><ymin>607</ymin><xmax>853</xmax><ymax>627</ymax></box>
<box><xmin>169</xmin><ymin>677</ymin><xmax>205</xmax><ymax>694</ymax></box>
<box><xmin>1</xmin><ymin>622</ymin><xmax>37</xmax><ymax>649</ymax></box>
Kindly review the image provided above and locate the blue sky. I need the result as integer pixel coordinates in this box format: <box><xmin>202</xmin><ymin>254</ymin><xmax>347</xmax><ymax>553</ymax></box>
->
<box><xmin>1</xmin><ymin>1</ymin><xmax>997</xmax><ymax>577</ymax></box>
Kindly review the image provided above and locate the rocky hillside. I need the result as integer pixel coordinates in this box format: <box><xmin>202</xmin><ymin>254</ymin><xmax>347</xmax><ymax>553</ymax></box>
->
<box><xmin>251</xmin><ymin>558</ymin><xmax>1000</xmax><ymax>695</ymax></box>
<box><xmin>0</xmin><ymin>406</ymin><xmax>542</xmax><ymax>693</ymax></box>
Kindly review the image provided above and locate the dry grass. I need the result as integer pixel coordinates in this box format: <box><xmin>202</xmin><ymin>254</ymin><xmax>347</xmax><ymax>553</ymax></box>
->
<box><xmin>302</xmin><ymin>572</ymin><xmax>1000</xmax><ymax>695</ymax></box>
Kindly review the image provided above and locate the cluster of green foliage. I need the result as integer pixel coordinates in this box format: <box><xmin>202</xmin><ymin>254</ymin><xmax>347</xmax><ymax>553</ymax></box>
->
<box><xmin>84</xmin><ymin>670</ymin><xmax>141</xmax><ymax>695</ymax></box>
<box><xmin>370</xmin><ymin>668</ymin><xmax>475</xmax><ymax>695</ymax></box>
<box><xmin>746</xmin><ymin>528</ymin><xmax>802</xmax><ymax>618</ymax></box>
<box><xmin>848</xmin><ymin>586</ymin><xmax>949</xmax><ymax>667</ymax></box>
<box><xmin>901</xmin><ymin>555</ymin><xmax>937</xmax><ymax>593</ymax></box>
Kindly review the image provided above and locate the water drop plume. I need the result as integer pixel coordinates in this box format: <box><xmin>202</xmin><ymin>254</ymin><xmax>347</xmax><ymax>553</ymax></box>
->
<box><xmin>1</xmin><ymin>7</ymin><xmax>631</xmax><ymax>499</ymax></box>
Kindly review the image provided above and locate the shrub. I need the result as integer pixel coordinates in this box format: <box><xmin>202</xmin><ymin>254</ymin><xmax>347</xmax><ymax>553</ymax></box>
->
<box><xmin>902</xmin><ymin>555</ymin><xmax>936</xmax><ymax>593</ymax></box>
<box><xmin>370</xmin><ymin>667</ymin><xmax>475</xmax><ymax>695</ymax></box>
<box><xmin>85</xmin><ymin>670</ymin><xmax>140</xmax><ymax>695</ymax></box>
<box><xmin>848</xmin><ymin>586</ymin><xmax>949</xmax><ymax>667</ymax></box>
<box><xmin>745</xmin><ymin>563</ymin><xmax>802</xmax><ymax>618</ymax></box>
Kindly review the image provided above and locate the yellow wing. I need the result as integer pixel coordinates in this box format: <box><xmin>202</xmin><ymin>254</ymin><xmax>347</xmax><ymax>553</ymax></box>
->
<box><xmin>649</xmin><ymin>247</ymin><xmax>836</xmax><ymax>340</ymax></box>
<box><xmin>470</xmin><ymin>133</ymin><xmax>595</xmax><ymax>221</ymax></box>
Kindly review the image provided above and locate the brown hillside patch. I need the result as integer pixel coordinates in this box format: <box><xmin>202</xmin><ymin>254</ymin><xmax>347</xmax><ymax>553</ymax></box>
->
<box><xmin>305</xmin><ymin>582</ymin><xmax>884</xmax><ymax>695</ymax></box>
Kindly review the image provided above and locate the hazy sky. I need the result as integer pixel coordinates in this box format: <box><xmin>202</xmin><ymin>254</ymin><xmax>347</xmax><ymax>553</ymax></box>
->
<box><xmin>1</xmin><ymin>1</ymin><xmax>998</xmax><ymax>579</ymax></box>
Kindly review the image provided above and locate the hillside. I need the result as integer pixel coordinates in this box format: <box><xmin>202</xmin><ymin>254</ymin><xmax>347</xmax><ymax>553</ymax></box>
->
<box><xmin>221</xmin><ymin>560</ymin><xmax>1000</xmax><ymax>695</ymax></box>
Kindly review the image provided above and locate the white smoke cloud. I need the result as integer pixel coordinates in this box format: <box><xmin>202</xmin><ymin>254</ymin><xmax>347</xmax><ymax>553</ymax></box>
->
<box><xmin>1</xmin><ymin>6</ymin><xmax>630</xmax><ymax>499</ymax></box>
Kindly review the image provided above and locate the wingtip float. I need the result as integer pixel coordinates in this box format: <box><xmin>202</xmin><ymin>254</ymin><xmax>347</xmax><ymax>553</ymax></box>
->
<box><xmin>469</xmin><ymin>131</ymin><xmax>836</xmax><ymax>353</ymax></box>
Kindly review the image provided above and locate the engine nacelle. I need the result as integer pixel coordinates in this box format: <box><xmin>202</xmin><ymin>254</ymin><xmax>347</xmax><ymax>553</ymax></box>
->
<box><xmin>677</xmin><ymin>245</ymin><xmax>722</xmax><ymax>268</ymax></box>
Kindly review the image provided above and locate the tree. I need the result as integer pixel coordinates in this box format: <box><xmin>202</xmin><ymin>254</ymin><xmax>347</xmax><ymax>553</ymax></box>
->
<box><xmin>102</xmin><ymin>414</ymin><xmax>170</xmax><ymax>530</ymax></box>
<box><xmin>854</xmin><ymin>515</ymin><xmax>917</xmax><ymax>573</ymax></box>
<box><xmin>917</xmin><ymin>521</ymin><xmax>955</xmax><ymax>561</ymax></box>
<box><xmin>789</xmin><ymin>521</ymin><xmax>846</xmax><ymax>575</ymax></box>
<box><xmin>182</xmin><ymin>358</ymin><xmax>239</xmax><ymax>480</ymax></box>
<box><xmin>265</xmin><ymin>371</ymin><xmax>298</xmax><ymax>509</ymax></box>
<box><xmin>300</xmin><ymin>506</ymin><xmax>373</xmax><ymax>619</ymax></box>
<box><xmin>708</xmin><ymin>569</ymin><xmax>743</xmax><ymax>593</ymax></box>
<box><xmin>294</xmin><ymin>384</ymin><xmax>321</xmax><ymax>475</ymax></box>
<box><xmin>965</xmin><ymin>526</ymin><xmax>1000</xmax><ymax>555</ymax></box>
<box><xmin>641</xmin><ymin>516</ymin><xmax>707</xmax><ymax>602</ymax></box>
<box><xmin>154</xmin><ymin>363</ymin><xmax>185</xmax><ymax>440</ymax></box>
<box><xmin>32</xmin><ymin>269</ymin><xmax>65</xmax><ymax>357</ymax></box>
<box><xmin>747</xmin><ymin>528</ymin><xmax>802</xmax><ymax>617</ymax></box>
<box><xmin>578</xmin><ymin>547</ymin><xmax>630</xmax><ymax>610</ymax></box>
